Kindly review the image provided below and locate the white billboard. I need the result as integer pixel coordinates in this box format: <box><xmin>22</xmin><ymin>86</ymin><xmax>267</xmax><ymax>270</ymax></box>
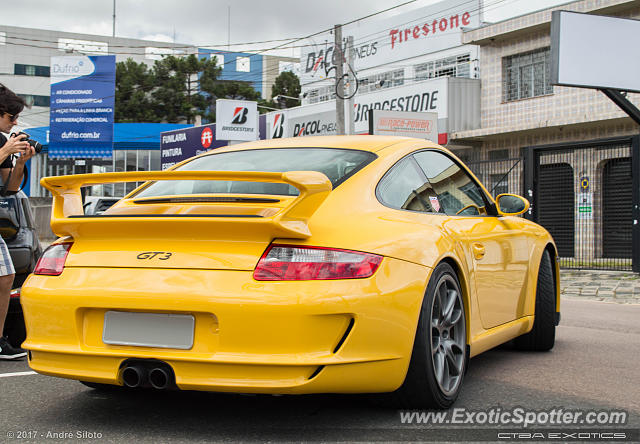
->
<box><xmin>369</xmin><ymin>110</ymin><xmax>438</xmax><ymax>142</ymax></box>
<box><xmin>267</xmin><ymin>78</ymin><xmax>448</xmax><ymax>140</ymax></box>
<box><xmin>551</xmin><ymin>11</ymin><xmax>640</xmax><ymax>93</ymax></box>
<box><xmin>215</xmin><ymin>99</ymin><xmax>259</xmax><ymax>141</ymax></box>
<box><xmin>301</xmin><ymin>0</ymin><xmax>480</xmax><ymax>84</ymax></box>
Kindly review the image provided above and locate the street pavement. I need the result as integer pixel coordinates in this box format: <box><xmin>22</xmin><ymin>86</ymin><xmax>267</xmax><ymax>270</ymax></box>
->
<box><xmin>1</xmin><ymin>298</ymin><xmax>638</xmax><ymax>442</ymax></box>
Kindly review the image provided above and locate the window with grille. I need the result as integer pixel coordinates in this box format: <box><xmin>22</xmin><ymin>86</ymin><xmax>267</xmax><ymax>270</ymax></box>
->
<box><xmin>488</xmin><ymin>149</ymin><xmax>510</xmax><ymax>160</ymax></box>
<box><xmin>414</xmin><ymin>53</ymin><xmax>471</xmax><ymax>81</ymax></box>
<box><xmin>14</xmin><ymin>64</ymin><xmax>50</xmax><ymax>77</ymax></box>
<box><xmin>358</xmin><ymin>69</ymin><xmax>405</xmax><ymax>94</ymax></box>
<box><xmin>503</xmin><ymin>47</ymin><xmax>553</xmax><ymax>102</ymax></box>
<box><xmin>490</xmin><ymin>173</ymin><xmax>509</xmax><ymax>196</ymax></box>
<box><xmin>17</xmin><ymin>94</ymin><xmax>50</xmax><ymax>107</ymax></box>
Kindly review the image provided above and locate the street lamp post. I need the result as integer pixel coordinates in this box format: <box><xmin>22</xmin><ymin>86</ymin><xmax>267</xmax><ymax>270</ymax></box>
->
<box><xmin>273</xmin><ymin>95</ymin><xmax>301</xmax><ymax>109</ymax></box>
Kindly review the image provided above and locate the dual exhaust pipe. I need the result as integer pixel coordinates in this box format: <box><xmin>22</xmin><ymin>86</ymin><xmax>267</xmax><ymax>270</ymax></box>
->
<box><xmin>121</xmin><ymin>361</ymin><xmax>175</xmax><ymax>390</ymax></box>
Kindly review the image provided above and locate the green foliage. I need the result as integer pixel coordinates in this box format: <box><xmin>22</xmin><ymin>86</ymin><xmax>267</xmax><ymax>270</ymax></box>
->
<box><xmin>115</xmin><ymin>59</ymin><xmax>157</xmax><ymax>122</ymax></box>
<box><xmin>115</xmin><ymin>54</ymin><xmax>267</xmax><ymax>123</ymax></box>
<box><xmin>271</xmin><ymin>71</ymin><xmax>301</xmax><ymax>109</ymax></box>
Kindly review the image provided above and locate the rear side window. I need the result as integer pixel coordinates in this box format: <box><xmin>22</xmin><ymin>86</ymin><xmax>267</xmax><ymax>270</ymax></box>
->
<box><xmin>134</xmin><ymin>148</ymin><xmax>376</xmax><ymax>198</ymax></box>
<box><xmin>413</xmin><ymin>150</ymin><xmax>488</xmax><ymax>216</ymax></box>
<box><xmin>376</xmin><ymin>156</ymin><xmax>441</xmax><ymax>213</ymax></box>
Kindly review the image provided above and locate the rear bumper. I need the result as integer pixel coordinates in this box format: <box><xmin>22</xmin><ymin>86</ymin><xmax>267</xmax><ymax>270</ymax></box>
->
<box><xmin>21</xmin><ymin>258</ymin><xmax>429</xmax><ymax>394</ymax></box>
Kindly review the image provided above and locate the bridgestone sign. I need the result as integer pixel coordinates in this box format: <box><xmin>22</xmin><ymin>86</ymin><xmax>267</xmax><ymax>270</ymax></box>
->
<box><xmin>215</xmin><ymin>99</ymin><xmax>258</xmax><ymax>141</ymax></box>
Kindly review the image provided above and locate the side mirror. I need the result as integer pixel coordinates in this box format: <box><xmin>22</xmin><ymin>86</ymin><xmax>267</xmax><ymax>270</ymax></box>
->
<box><xmin>496</xmin><ymin>193</ymin><xmax>530</xmax><ymax>216</ymax></box>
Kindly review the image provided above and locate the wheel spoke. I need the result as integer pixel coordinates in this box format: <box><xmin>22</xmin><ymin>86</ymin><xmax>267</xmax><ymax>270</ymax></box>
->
<box><xmin>437</xmin><ymin>283</ymin><xmax>447</xmax><ymax>318</ymax></box>
<box><xmin>431</xmin><ymin>331</ymin><xmax>441</xmax><ymax>352</ymax></box>
<box><xmin>444</xmin><ymin>340</ymin><xmax>461</xmax><ymax>377</ymax></box>
<box><xmin>442</xmin><ymin>289</ymin><xmax>457</xmax><ymax>325</ymax></box>
<box><xmin>441</xmin><ymin>354</ymin><xmax>451</xmax><ymax>391</ymax></box>
<box><xmin>433</xmin><ymin>349</ymin><xmax>445</xmax><ymax>383</ymax></box>
<box><xmin>448</xmin><ymin>307</ymin><xmax>462</xmax><ymax>326</ymax></box>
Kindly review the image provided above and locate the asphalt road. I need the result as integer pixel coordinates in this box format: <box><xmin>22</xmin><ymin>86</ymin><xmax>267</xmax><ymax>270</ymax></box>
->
<box><xmin>1</xmin><ymin>298</ymin><xmax>638</xmax><ymax>443</ymax></box>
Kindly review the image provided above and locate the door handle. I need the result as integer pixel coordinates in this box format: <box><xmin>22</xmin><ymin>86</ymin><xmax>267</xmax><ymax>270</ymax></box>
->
<box><xmin>472</xmin><ymin>243</ymin><xmax>485</xmax><ymax>260</ymax></box>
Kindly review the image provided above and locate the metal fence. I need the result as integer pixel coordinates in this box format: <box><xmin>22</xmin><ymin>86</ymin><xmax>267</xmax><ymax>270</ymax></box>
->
<box><xmin>466</xmin><ymin>157</ymin><xmax>523</xmax><ymax>198</ymax></box>
<box><xmin>523</xmin><ymin>137</ymin><xmax>639</xmax><ymax>272</ymax></box>
<box><xmin>467</xmin><ymin>140</ymin><xmax>637</xmax><ymax>271</ymax></box>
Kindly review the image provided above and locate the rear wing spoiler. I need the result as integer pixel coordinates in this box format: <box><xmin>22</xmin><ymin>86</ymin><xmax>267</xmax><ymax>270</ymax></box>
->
<box><xmin>41</xmin><ymin>170</ymin><xmax>332</xmax><ymax>240</ymax></box>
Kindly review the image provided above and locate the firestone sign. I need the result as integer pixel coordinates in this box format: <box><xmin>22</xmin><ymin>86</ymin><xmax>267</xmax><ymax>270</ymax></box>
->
<box><xmin>301</xmin><ymin>0</ymin><xmax>479</xmax><ymax>83</ymax></box>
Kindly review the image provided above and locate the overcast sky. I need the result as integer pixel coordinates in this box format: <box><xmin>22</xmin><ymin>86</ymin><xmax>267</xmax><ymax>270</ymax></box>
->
<box><xmin>4</xmin><ymin>0</ymin><xmax>571</xmax><ymax>57</ymax></box>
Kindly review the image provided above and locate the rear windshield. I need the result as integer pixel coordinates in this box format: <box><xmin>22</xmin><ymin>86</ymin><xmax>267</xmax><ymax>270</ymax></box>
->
<box><xmin>134</xmin><ymin>148</ymin><xmax>376</xmax><ymax>198</ymax></box>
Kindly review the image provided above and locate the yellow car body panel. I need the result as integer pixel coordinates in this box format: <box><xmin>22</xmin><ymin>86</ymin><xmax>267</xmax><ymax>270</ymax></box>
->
<box><xmin>23</xmin><ymin>258</ymin><xmax>428</xmax><ymax>393</ymax></box>
<box><xmin>21</xmin><ymin>135</ymin><xmax>558</xmax><ymax>394</ymax></box>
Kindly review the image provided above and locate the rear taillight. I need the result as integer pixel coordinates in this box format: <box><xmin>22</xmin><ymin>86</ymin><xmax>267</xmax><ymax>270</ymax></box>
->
<box><xmin>10</xmin><ymin>288</ymin><xmax>20</xmax><ymax>299</ymax></box>
<box><xmin>34</xmin><ymin>242</ymin><xmax>73</xmax><ymax>276</ymax></box>
<box><xmin>253</xmin><ymin>244</ymin><xmax>382</xmax><ymax>281</ymax></box>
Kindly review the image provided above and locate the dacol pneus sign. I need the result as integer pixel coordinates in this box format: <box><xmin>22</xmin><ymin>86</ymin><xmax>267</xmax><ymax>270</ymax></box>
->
<box><xmin>269</xmin><ymin>110</ymin><xmax>337</xmax><ymax>139</ymax></box>
<box><xmin>215</xmin><ymin>99</ymin><xmax>258</xmax><ymax>141</ymax></box>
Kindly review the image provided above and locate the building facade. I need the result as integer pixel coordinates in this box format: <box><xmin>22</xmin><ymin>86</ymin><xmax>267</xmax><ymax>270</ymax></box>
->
<box><xmin>196</xmin><ymin>48</ymin><xmax>297</xmax><ymax>99</ymax></box>
<box><xmin>265</xmin><ymin>0</ymin><xmax>484</xmax><ymax>142</ymax></box>
<box><xmin>450</xmin><ymin>0</ymin><xmax>640</xmax><ymax>269</ymax></box>
<box><xmin>299</xmin><ymin>0</ymin><xmax>481</xmax><ymax>107</ymax></box>
<box><xmin>0</xmin><ymin>25</ymin><xmax>199</xmax><ymax>129</ymax></box>
<box><xmin>0</xmin><ymin>25</ymin><xmax>298</xmax><ymax>199</ymax></box>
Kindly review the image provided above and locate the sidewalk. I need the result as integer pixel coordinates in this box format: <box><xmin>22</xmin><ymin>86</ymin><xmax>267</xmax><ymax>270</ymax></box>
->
<box><xmin>560</xmin><ymin>269</ymin><xmax>640</xmax><ymax>304</ymax></box>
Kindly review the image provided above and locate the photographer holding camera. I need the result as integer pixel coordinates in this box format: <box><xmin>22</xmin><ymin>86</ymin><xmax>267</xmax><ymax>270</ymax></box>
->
<box><xmin>0</xmin><ymin>84</ymin><xmax>35</xmax><ymax>359</ymax></box>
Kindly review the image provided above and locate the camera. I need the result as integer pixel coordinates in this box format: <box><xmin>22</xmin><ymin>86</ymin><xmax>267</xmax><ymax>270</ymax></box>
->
<box><xmin>12</xmin><ymin>131</ymin><xmax>42</xmax><ymax>154</ymax></box>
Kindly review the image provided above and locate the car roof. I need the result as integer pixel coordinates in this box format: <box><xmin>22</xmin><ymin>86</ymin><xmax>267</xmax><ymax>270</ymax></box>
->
<box><xmin>198</xmin><ymin>135</ymin><xmax>438</xmax><ymax>155</ymax></box>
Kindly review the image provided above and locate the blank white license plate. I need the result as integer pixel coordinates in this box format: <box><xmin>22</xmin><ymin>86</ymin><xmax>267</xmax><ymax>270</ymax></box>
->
<box><xmin>103</xmin><ymin>311</ymin><xmax>194</xmax><ymax>349</ymax></box>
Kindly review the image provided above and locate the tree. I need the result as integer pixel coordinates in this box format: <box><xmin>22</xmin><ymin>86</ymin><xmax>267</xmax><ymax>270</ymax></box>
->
<box><xmin>271</xmin><ymin>71</ymin><xmax>301</xmax><ymax>109</ymax></box>
<box><xmin>200</xmin><ymin>75</ymin><xmax>262</xmax><ymax>122</ymax></box>
<box><xmin>115</xmin><ymin>54</ymin><xmax>267</xmax><ymax>123</ymax></box>
<box><xmin>151</xmin><ymin>54</ymin><xmax>218</xmax><ymax>124</ymax></box>
<box><xmin>115</xmin><ymin>59</ymin><xmax>157</xmax><ymax>122</ymax></box>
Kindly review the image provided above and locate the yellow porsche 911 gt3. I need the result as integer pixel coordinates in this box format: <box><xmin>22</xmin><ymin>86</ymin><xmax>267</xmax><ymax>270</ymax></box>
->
<box><xmin>21</xmin><ymin>136</ymin><xmax>559</xmax><ymax>409</ymax></box>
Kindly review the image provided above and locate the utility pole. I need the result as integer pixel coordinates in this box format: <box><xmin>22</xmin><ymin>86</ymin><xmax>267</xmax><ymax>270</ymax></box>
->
<box><xmin>334</xmin><ymin>24</ymin><xmax>345</xmax><ymax>135</ymax></box>
<box><xmin>112</xmin><ymin>0</ymin><xmax>116</xmax><ymax>37</ymax></box>
<box><xmin>346</xmin><ymin>35</ymin><xmax>355</xmax><ymax>135</ymax></box>
<box><xmin>228</xmin><ymin>6</ymin><xmax>231</xmax><ymax>51</ymax></box>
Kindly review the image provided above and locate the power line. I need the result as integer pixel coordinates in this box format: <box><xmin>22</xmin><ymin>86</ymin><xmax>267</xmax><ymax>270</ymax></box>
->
<box><xmin>7</xmin><ymin>0</ymin><xmax>516</xmax><ymax>121</ymax></box>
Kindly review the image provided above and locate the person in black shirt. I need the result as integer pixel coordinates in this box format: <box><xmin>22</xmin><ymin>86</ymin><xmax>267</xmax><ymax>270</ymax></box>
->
<box><xmin>0</xmin><ymin>84</ymin><xmax>35</xmax><ymax>359</ymax></box>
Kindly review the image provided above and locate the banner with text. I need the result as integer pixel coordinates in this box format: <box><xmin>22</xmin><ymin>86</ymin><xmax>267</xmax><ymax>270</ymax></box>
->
<box><xmin>301</xmin><ymin>0</ymin><xmax>480</xmax><ymax>84</ymax></box>
<box><xmin>369</xmin><ymin>110</ymin><xmax>438</xmax><ymax>142</ymax></box>
<box><xmin>49</xmin><ymin>55</ymin><xmax>115</xmax><ymax>158</ymax></box>
<box><xmin>215</xmin><ymin>99</ymin><xmax>258</xmax><ymax>142</ymax></box>
<box><xmin>161</xmin><ymin>115</ymin><xmax>267</xmax><ymax>169</ymax></box>
<box><xmin>267</xmin><ymin>78</ymin><xmax>448</xmax><ymax>140</ymax></box>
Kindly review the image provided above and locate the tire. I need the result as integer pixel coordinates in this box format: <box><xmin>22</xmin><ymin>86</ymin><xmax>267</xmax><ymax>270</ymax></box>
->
<box><xmin>392</xmin><ymin>262</ymin><xmax>467</xmax><ymax>409</ymax></box>
<box><xmin>514</xmin><ymin>250</ymin><xmax>556</xmax><ymax>351</ymax></box>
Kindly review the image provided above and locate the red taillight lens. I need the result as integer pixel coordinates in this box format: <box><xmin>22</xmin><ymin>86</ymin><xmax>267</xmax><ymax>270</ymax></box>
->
<box><xmin>10</xmin><ymin>288</ymin><xmax>20</xmax><ymax>299</ymax></box>
<box><xmin>34</xmin><ymin>242</ymin><xmax>73</xmax><ymax>276</ymax></box>
<box><xmin>253</xmin><ymin>245</ymin><xmax>383</xmax><ymax>281</ymax></box>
